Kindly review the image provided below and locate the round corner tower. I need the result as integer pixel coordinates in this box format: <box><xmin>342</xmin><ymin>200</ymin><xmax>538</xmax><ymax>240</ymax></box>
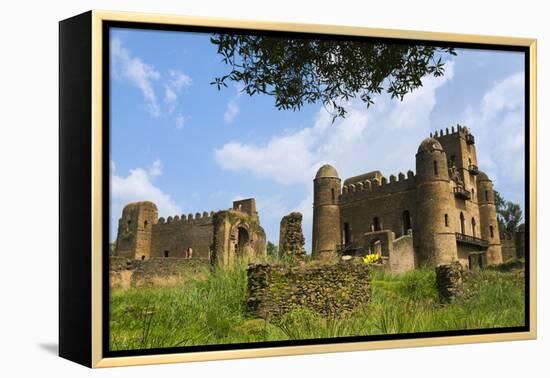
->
<box><xmin>476</xmin><ymin>171</ymin><xmax>503</xmax><ymax>264</ymax></box>
<box><xmin>312</xmin><ymin>164</ymin><xmax>342</xmax><ymax>259</ymax></box>
<box><xmin>115</xmin><ymin>201</ymin><xmax>158</xmax><ymax>260</ymax></box>
<box><xmin>414</xmin><ymin>138</ymin><xmax>458</xmax><ymax>266</ymax></box>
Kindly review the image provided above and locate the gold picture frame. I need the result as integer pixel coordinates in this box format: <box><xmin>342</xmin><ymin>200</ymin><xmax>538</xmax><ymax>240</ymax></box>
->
<box><xmin>59</xmin><ymin>9</ymin><xmax>537</xmax><ymax>368</ymax></box>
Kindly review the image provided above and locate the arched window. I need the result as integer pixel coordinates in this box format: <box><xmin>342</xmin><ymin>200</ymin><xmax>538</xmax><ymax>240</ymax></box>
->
<box><xmin>450</xmin><ymin>155</ymin><xmax>456</xmax><ymax>167</ymax></box>
<box><xmin>331</xmin><ymin>188</ymin><xmax>335</xmax><ymax>202</ymax></box>
<box><xmin>127</xmin><ymin>220</ymin><xmax>132</xmax><ymax>226</ymax></box>
<box><xmin>490</xmin><ymin>225</ymin><xmax>494</xmax><ymax>238</ymax></box>
<box><xmin>444</xmin><ymin>214</ymin><xmax>449</xmax><ymax>227</ymax></box>
<box><xmin>164</xmin><ymin>250</ymin><xmax>169</xmax><ymax>258</ymax></box>
<box><xmin>141</xmin><ymin>255</ymin><xmax>145</xmax><ymax>260</ymax></box>
<box><xmin>373</xmin><ymin>217</ymin><xmax>381</xmax><ymax>231</ymax></box>
<box><xmin>144</xmin><ymin>220</ymin><xmax>148</xmax><ymax>228</ymax></box>
<box><xmin>485</xmin><ymin>190</ymin><xmax>489</xmax><ymax>201</ymax></box>
<box><xmin>471</xmin><ymin>188</ymin><xmax>475</xmax><ymax>199</ymax></box>
<box><xmin>460</xmin><ymin>212</ymin><xmax>465</xmax><ymax>234</ymax></box>
<box><xmin>433</xmin><ymin>160</ymin><xmax>438</xmax><ymax>175</ymax></box>
<box><xmin>468</xmin><ymin>158</ymin><xmax>472</xmax><ymax>166</ymax></box>
<box><xmin>402</xmin><ymin>210</ymin><xmax>412</xmax><ymax>235</ymax></box>
<box><xmin>471</xmin><ymin>217</ymin><xmax>477</xmax><ymax>237</ymax></box>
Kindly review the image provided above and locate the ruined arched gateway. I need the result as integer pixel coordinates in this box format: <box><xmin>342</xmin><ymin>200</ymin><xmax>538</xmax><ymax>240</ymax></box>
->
<box><xmin>115</xmin><ymin>198</ymin><xmax>267</xmax><ymax>267</ymax></box>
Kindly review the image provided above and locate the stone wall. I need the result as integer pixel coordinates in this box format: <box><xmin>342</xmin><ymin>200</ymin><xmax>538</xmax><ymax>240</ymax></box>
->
<box><xmin>109</xmin><ymin>256</ymin><xmax>210</xmax><ymax>289</ymax></box>
<box><xmin>389</xmin><ymin>233</ymin><xmax>415</xmax><ymax>273</ymax></box>
<box><xmin>501</xmin><ymin>236</ymin><xmax>517</xmax><ymax>262</ymax></box>
<box><xmin>151</xmin><ymin>217</ymin><xmax>214</xmax><ymax>260</ymax></box>
<box><xmin>246</xmin><ymin>262</ymin><xmax>371</xmax><ymax>319</ymax></box>
<box><xmin>278</xmin><ymin>212</ymin><xmax>306</xmax><ymax>260</ymax></box>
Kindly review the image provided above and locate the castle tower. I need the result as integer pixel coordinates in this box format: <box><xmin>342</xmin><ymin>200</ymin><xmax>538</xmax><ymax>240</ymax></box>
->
<box><xmin>476</xmin><ymin>172</ymin><xmax>503</xmax><ymax>264</ymax></box>
<box><xmin>115</xmin><ymin>201</ymin><xmax>157</xmax><ymax>260</ymax></box>
<box><xmin>414</xmin><ymin>138</ymin><xmax>458</xmax><ymax>266</ymax></box>
<box><xmin>434</xmin><ymin>125</ymin><xmax>479</xmax><ymax>194</ymax></box>
<box><xmin>312</xmin><ymin>164</ymin><xmax>342</xmax><ymax>259</ymax></box>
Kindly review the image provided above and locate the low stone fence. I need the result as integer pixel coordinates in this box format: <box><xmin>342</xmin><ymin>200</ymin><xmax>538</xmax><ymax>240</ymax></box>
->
<box><xmin>246</xmin><ymin>262</ymin><xmax>371</xmax><ymax>319</ymax></box>
<box><xmin>109</xmin><ymin>257</ymin><xmax>210</xmax><ymax>289</ymax></box>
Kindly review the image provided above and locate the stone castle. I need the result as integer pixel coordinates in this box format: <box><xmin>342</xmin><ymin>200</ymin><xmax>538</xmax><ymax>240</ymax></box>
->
<box><xmin>312</xmin><ymin>125</ymin><xmax>504</xmax><ymax>271</ymax></box>
<box><xmin>115</xmin><ymin>198</ymin><xmax>267</xmax><ymax>267</ymax></box>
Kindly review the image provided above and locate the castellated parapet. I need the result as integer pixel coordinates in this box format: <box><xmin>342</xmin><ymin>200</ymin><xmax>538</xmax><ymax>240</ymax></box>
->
<box><xmin>115</xmin><ymin>198</ymin><xmax>266</xmax><ymax>266</ymax></box>
<box><xmin>312</xmin><ymin>125</ymin><xmax>503</xmax><ymax>270</ymax></box>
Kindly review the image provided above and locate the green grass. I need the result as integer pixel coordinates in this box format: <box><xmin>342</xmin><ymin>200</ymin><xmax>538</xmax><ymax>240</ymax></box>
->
<box><xmin>109</xmin><ymin>261</ymin><xmax>525</xmax><ymax>351</ymax></box>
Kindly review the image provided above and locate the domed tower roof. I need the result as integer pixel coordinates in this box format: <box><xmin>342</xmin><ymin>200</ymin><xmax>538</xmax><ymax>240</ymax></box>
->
<box><xmin>477</xmin><ymin>171</ymin><xmax>491</xmax><ymax>182</ymax></box>
<box><xmin>315</xmin><ymin>164</ymin><xmax>339</xmax><ymax>179</ymax></box>
<box><xmin>417</xmin><ymin>137</ymin><xmax>444</xmax><ymax>154</ymax></box>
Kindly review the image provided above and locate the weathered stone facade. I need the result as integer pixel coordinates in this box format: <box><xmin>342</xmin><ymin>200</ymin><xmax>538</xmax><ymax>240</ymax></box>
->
<box><xmin>115</xmin><ymin>198</ymin><xmax>266</xmax><ymax>266</ymax></box>
<box><xmin>435</xmin><ymin>261</ymin><xmax>464</xmax><ymax>303</ymax></box>
<box><xmin>109</xmin><ymin>256</ymin><xmax>210</xmax><ymax>289</ymax></box>
<box><xmin>278</xmin><ymin>212</ymin><xmax>306</xmax><ymax>261</ymax></box>
<box><xmin>501</xmin><ymin>224</ymin><xmax>526</xmax><ymax>262</ymax></box>
<box><xmin>246</xmin><ymin>261</ymin><xmax>371</xmax><ymax>319</ymax></box>
<box><xmin>312</xmin><ymin>126</ymin><xmax>503</xmax><ymax>271</ymax></box>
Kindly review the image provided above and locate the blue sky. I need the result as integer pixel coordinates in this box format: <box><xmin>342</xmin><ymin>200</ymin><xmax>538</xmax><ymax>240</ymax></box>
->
<box><xmin>109</xmin><ymin>28</ymin><xmax>526</xmax><ymax>249</ymax></box>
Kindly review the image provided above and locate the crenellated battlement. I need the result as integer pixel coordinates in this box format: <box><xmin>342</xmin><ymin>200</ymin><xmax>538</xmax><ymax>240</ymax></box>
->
<box><xmin>341</xmin><ymin>169</ymin><xmax>416</xmax><ymax>200</ymax></box>
<box><xmin>430</xmin><ymin>124</ymin><xmax>471</xmax><ymax>139</ymax></box>
<box><xmin>156</xmin><ymin>210</ymin><xmax>216</xmax><ymax>227</ymax></box>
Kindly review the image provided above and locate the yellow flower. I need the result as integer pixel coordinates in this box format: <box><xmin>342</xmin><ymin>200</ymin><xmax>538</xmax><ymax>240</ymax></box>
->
<box><xmin>362</xmin><ymin>253</ymin><xmax>381</xmax><ymax>265</ymax></box>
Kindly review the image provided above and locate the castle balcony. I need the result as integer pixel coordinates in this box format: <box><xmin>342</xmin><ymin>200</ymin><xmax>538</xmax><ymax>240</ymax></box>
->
<box><xmin>468</xmin><ymin>164</ymin><xmax>479</xmax><ymax>175</ymax></box>
<box><xmin>465</xmin><ymin>134</ymin><xmax>475</xmax><ymax>145</ymax></box>
<box><xmin>455</xmin><ymin>233</ymin><xmax>488</xmax><ymax>249</ymax></box>
<box><xmin>453</xmin><ymin>186</ymin><xmax>471</xmax><ymax>200</ymax></box>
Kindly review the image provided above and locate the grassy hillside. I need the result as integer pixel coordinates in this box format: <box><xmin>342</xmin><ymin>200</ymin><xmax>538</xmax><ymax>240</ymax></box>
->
<box><xmin>109</xmin><ymin>261</ymin><xmax>525</xmax><ymax>351</ymax></box>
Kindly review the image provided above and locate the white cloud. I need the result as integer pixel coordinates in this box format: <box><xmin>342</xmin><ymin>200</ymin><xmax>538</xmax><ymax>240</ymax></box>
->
<box><xmin>168</xmin><ymin>69</ymin><xmax>192</xmax><ymax>90</ymax></box>
<box><xmin>224</xmin><ymin>99</ymin><xmax>240</xmax><ymax>124</ymax></box>
<box><xmin>215</xmin><ymin>62</ymin><xmax>455</xmax><ymax>186</ymax></box>
<box><xmin>175</xmin><ymin>114</ymin><xmax>187</xmax><ymax>129</ymax></box>
<box><xmin>463</xmin><ymin>71</ymin><xmax>525</xmax><ymax>203</ymax></box>
<box><xmin>223</xmin><ymin>85</ymin><xmax>244</xmax><ymax>124</ymax></box>
<box><xmin>111</xmin><ymin>38</ymin><xmax>192</xmax><ymax>124</ymax></box>
<box><xmin>111</xmin><ymin>38</ymin><xmax>161</xmax><ymax>117</ymax></box>
<box><xmin>111</xmin><ymin>160</ymin><xmax>181</xmax><ymax>219</ymax></box>
<box><xmin>148</xmin><ymin>159</ymin><xmax>162</xmax><ymax>177</ymax></box>
<box><xmin>164</xmin><ymin>70</ymin><xmax>193</xmax><ymax>114</ymax></box>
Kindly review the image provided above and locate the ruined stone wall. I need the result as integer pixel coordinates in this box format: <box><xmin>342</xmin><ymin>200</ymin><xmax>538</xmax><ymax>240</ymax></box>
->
<box><xmin>109</xmin><ymin>256</ymin><xmax>210</xmax><ymax>289</ymax></box>
<box><xmin>501</xmin><ymin>234</ymin><xmax>518</xmax><ymax>262</ymax></box>
<box><xmin>390</xmin><ymin>233</ymin><xmax>415</xmax><ymax>273</ymax></box>
<box><xmin>279</xmin><ymin>212</ymin><xmax>306</xmax><ymax>260</ymax></box>
<box><xmin>150</xmin><ymin>214</ymin><xmax>214</xmax><ymax>260</ymax></box>
<box><xmin>247</xmin><ymin>262</ymin><xmax>371</xmax><ymax>319</ymax></box>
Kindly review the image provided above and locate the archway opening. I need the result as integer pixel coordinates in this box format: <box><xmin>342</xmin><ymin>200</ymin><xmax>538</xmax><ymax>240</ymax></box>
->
<box><xmin>237</xmin><ymin>227</ymin><xmax>249</xmax><ymax>256</ymax></box>
<box><xmin>460</xmin><ymin>212</ymin><xmax>465</xmax><ymax>234</ymax></box>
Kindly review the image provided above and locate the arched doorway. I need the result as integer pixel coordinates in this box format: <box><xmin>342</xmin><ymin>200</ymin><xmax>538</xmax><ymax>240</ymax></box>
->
<box><xmin>460</xmin><ymin>212</ymin><xmax>465</xmax><ymax>234</ymax></box>
<box><xmin>402</xmin><ymin>210</ymin><xmax>412</xmax><ymax>235</ymax></box>
<box><xmin>237</xmin><ymin>226</ymin><xmax>249</xmax><ymax>256</ymax></box>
